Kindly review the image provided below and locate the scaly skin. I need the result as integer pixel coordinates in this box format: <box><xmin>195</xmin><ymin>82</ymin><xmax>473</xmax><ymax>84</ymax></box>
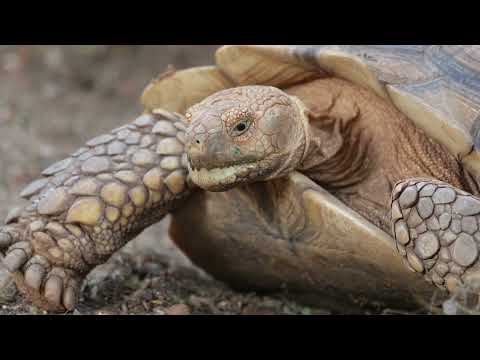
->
<box><xmin>0</xmin><ymin>109</ymin><xmax>192</xmax><ymax>312</ymax></box>
<box><xmin>185</xmin><ymin>86</ymin><xmax>309</xmax><ymax>191</ymax></box>
<box><xmin>392</xmin><ymin>179</ymin><xmax>480</xmax><ymax>293</ymax></box>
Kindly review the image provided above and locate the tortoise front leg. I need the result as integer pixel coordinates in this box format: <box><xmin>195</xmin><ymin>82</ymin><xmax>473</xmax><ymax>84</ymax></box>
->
<box><xmin>0</xmin><ymin>109</ymin><xmax>192</xmax><ymax>312</ymax></box>
<box><xmin>391</xmin><ymin>178</ymin><xmax>480</xmax><ymax>294</ymax></box>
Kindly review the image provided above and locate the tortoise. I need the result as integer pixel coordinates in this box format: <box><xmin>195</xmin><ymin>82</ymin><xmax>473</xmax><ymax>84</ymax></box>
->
<box><xmin>2</xmin><ymin>45</ymin><xmax>480</xmax><ymax>313</ymax></box>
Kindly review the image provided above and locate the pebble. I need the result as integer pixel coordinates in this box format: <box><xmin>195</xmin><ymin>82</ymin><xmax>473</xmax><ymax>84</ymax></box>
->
<box><xmin>165</xmin><ymin>304</ymin><xmax>191</xmax><ymax>315</ymax></box>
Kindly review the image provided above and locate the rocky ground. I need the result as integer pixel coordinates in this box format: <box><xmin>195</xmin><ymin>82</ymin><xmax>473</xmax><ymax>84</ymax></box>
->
<box><xmin>0</xmin><ymin>45</ymin><xmax>475</xmax><ymax>315</ymax></box>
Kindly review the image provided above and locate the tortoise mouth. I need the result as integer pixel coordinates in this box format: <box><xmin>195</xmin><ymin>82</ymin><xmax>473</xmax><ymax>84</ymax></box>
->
<box><xmin>188</xmin><ymin>161</ymin><xmax>261</xmax><ymax>192</ymax></box>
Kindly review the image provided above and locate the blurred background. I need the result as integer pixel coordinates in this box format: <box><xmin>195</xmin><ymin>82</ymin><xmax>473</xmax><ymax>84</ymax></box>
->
<box><xmin>0</xmin><ymin>45</ymin><xmax>220</xmax><ymax>268</ymax></box>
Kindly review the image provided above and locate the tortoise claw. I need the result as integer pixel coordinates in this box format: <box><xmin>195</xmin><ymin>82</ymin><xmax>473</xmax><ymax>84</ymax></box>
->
<box><xmin>0</xmin><ymin>232</ymin><xmax>12</xmax><ymax>250</ymax></box>
<box><xmin>24</xmin><ymin>260</ymin><xmax>48</xmax><ymax>291</ymax></box>
<box><xmin>41</xmin><ymin>268</ymin><xmax>80</xmax><ymax>312</ymax></box>
<box><xmin>1</xmin><ymin>236</ymin><xmax>81</xmax><ymax>312</ymax></box>
<box><xmin>12</xmin><ymin>263</ymin><xmax>80</xmax><ymax>313</ymax></box>
<box><xmin>44</xmin><ymin>275</ymin><xmax>63</xmax><ymax>308</ymax></box>
<box><xmin>63</xmin><ymin>278</ymin><xmax>79</xmax><ymax>311</ymax></box>
<box><xmin>3</xmin><ymin>242</ymin><xmax>32</xmax><ymax>272</ymax></box>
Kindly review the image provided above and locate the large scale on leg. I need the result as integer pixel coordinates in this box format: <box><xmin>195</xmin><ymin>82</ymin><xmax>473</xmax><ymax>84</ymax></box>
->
<box><xmin>392</xmin><ymin>179</ymin><xmax>480</xmax><ymax>293</ymax></box>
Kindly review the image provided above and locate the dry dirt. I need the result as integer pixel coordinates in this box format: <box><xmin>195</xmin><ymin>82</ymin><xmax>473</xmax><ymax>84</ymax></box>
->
<box><xmin>0</xmin><ymin>46</ymin><xmax>473</xmax><ymax>316</ymax></box>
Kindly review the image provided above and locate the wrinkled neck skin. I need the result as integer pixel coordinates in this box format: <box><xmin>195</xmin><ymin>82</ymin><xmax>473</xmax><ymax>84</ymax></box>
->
<box><xmin>290</xmin><ymin>81</ymin><xmax>370</xmax><ymax>193</ymax></box>
<box><xmin>297</xmin><ymin>110</ymin><xmax>368</xmax><ymax>191</ymax></box>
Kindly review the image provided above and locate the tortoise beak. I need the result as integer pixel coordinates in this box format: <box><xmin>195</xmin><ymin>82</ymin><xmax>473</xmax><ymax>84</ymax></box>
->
<box><xmin>185</xmin><ymin>128</ymin><xmax>230</xmax><ymax>172</ymax></box>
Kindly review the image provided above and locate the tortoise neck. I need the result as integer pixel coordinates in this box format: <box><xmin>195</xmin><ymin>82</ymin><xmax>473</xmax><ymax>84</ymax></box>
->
<box><xmin>297</xmin><ymin>112</ymin><xmax>370</xmax><ymax>191</ymax></box>
<box><xmin>285</xmin><ymin>78</ymin><xmax>371</xmax><ymax>190</ymax></box>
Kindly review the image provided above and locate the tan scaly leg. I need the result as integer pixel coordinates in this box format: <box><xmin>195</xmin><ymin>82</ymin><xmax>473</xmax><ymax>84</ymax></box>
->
<box><xmin>391</xmin><ymin>178</ymin><xmax>480</xmax><ymax>295</ymax></box>
<box><xmin>0</xmin><ymin>109</ymin><xmax>192</xmax><ymax>312</ymax></box>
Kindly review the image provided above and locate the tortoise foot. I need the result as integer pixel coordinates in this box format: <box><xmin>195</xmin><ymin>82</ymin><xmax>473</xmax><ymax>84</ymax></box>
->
<box><xmin>0</xmin><ymin>224</ymin><xmax>82</xmax><ymax>312</ymax></box>
<box><xmin>391</xmin><ymin>178</ymin><xmax>480</xmax><ymax>295</ymax></box>
<box><xmin>0</xmin><ymin>110</ymin><xmax>192</xmax><ymax>312</ymax></box>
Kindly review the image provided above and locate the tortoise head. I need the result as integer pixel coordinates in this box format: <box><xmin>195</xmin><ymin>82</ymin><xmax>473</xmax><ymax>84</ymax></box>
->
<box><xmin>185</xmin><ymin>86</ymin><xmax>310</xmax><ymax>191</ymax></box>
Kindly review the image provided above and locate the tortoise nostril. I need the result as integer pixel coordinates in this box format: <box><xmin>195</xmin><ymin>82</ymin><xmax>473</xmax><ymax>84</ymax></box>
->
<box><xmin>196</xmin><ymin>139</ymin><xmax>201</xmax><ymax>145</ymax></box>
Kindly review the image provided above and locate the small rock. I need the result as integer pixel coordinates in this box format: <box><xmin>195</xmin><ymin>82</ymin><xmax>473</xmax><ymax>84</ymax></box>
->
<box><xmin>442</xmin><ymin>298</ymin><xmax>458</xmax><ymax>315</ymax></box>
<box><xmin>188</xmin><ymin>295</ymin><xmax>211</xmax><ymax>309</ymax></box>
<box><xmin>242</xmin><ymin>307</ymin><xmax>276</xmax><ymax>315</ymax></box>
<box><xmin>153</xmin><ymin>307</ymin><xmax>166</xmax><ymax>315</ymax></box>
<box><xmin>165</xmin><ymin>304</ymin><xmax>191</xmax><ymax>315</ymax></box>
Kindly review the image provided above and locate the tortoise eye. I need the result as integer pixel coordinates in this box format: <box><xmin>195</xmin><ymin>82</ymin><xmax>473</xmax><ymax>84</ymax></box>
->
<box><xmin>230</xmin><ymin>118</ymin><xmax>252</xmax><ymax>137</ymax></box>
